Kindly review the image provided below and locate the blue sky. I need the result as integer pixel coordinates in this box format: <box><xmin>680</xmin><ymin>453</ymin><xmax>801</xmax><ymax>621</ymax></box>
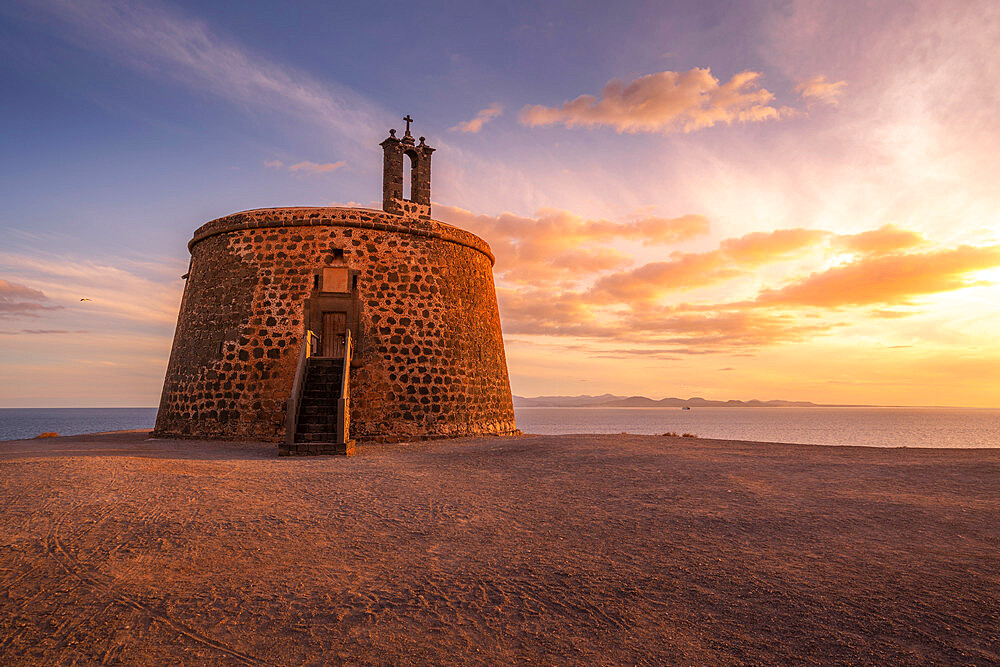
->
<box><xmin>2</xmin><ymin>0</ymin><xmax>999</xmax><ymax>407</ymax></box>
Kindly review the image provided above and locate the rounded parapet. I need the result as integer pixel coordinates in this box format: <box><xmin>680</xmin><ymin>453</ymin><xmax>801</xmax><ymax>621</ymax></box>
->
<box><xmin>189</xmin><ymin>207</ymin><xmax>494</xmax><ymax>265</ymax></box>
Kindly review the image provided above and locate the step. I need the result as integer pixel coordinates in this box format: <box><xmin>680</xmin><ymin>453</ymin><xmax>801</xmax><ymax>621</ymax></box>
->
<box><xmin>302</xmin><ymin>387</ymin><xmax>341</xmax><ymax>397</ymax></box>
<box><xmin>295</xmin><ymin>429</ymin><xmax>337</xmax><ymax>442</ymax></box>
<box><xmin>297</xmin><ymin>412</ymin><xmax>338</xmax><ymax>422</ymax></box>
<box><xmin>298</xmin><ymin>407</ymin><xmax>338</xmax><ymax>416</ymax></box>
<box><xmin>303</xmin><ymin>379</ymin><xmax>343</xmax><ymax>387</ymax></box>
<box><xmin>279</xmin><ymin>441</ymin><xmax>354</xmax><ymax>456</ymax></box>
<box><xmin>295</xmin><ymin>432</ymin><xmax>339</xmax><ymax>442</ymax></box>
<box><xmin>305</xmin><ymin>378</ymin><xmax>342</xmax><ymax>386</ymax></box>
<box><xmin>300</xmin><ymin>406</ymin><xmax>337</xmax><ymax>417</ymax></box>
<box><xmin>304</xmin><ymin>378</ymin><xmax>343</xmax><ymax>387</ymax></box>
<box><xmin>299</xmin><ymin>404</ymin><xmax>337</xmax><ymax>412</ymax></box>
<box><xmin>298</xmin><ymin>413</ymin><xmax>337</xmax><ymax>422</ymax></box>
<box><xmin>295</xmin><ymin>425</ymin><xmax>336</xmax><ymax>435</ymax></box>
<box><xmin>301</xmin><ymin>392</ymin><xmax>340</xmax><ymax>410</ymax></box>
<box><xmin>297</xmin><ymin>413</ymin><xmax>339</xmax><ymax>422</ymax></box>
<box><xmin>297</xmin><ymin>410</ymin><xmax>336</xmax><ymax>417</ymax></box>
<box><xmin>302</xmin><ymin>393</ymin><xmax>340</xmax><ymax>400</ymax></box>
<box><xmin>307</xmin><ymin>362</ymin><xmax>344</xmax><ymax>369</ymax></box>
<box><xmin>306</xmin><ymin>371</ymin><xmax>341</xmax><ymax>379</ymax></box>
<box><xmin>296</xmin><ymin>420</ymin><xmax>338</xmax><ymax>431</ymax></box>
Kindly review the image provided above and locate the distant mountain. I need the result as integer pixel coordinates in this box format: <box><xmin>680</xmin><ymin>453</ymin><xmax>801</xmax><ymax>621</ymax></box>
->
<box><xmin>513</xmin><ymin>394</ymin><xmax>847</xmax><ymax>408</ymax></box>
<box><xmin>600</xmin><ymin>396</ymin><xmax>822</xmax><ymax>408</ymax></box>
<box><xmin>512</xmin><ymin>394</ymin><xmax>627</xmax><ymax>407</ymax></box>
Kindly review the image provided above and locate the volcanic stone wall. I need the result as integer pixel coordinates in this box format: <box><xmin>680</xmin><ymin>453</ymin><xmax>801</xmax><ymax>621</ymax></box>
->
<box><xmin>153</xmin><ymin>207</ymin><xmax>516</xmax><ymax>442</ymax></box>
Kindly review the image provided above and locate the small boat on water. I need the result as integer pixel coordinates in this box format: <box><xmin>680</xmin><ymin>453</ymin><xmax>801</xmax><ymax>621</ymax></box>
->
<box><xmin>682</xmin><ymin>406</ymin><xmax>691</xmax><ymax>410</ymax></box>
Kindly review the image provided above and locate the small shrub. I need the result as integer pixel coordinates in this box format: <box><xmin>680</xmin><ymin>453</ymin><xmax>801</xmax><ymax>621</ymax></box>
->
<box><xmin>681</xmin><ymin>432</ymin><xmax>697</xmax><ymax>438</ymax></box>
<box><xmin>661</xmin><ymin>431</ymin><xmax>679</xmax><ymax>437</ymax></box>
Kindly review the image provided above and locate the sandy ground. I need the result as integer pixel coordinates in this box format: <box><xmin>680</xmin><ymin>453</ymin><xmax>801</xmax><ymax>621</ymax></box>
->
<box><xmin>0</xmin><ymin>431</ymin><xmax>998</xmax><ymax>666</ymax></box>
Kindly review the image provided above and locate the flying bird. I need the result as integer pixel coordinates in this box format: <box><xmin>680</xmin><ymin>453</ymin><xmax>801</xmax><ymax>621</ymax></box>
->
<box><xmin>80</xmin><ymin>298</ymin><xmax>91</xmax><ymax>301</ymax></box>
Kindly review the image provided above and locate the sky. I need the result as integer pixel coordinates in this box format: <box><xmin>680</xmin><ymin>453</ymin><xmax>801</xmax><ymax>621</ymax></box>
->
<box><xmin>1</xmin><ymin>0</ymin><xmax>999</xmax><ymax>408</ymax></box>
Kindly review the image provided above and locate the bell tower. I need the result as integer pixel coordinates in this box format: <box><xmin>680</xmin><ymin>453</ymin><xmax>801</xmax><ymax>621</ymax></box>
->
<box><xmin>380</xmin><ymin>115</ymin><xmax>434</xmax><ymax>219</ymax></box>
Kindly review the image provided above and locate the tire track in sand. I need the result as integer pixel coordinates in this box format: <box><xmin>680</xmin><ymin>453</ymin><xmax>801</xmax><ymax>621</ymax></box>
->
<box><xmin>43</xmin><ymin>461</ymin><xmax>267</xmax><ymax>666</ymax></box>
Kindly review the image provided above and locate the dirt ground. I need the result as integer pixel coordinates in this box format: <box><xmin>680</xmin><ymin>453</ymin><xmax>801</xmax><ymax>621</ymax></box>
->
<box><xmin>0</xmin><ymin>431</ymin><xmax>998</xmax><ymax>665</ymax></box>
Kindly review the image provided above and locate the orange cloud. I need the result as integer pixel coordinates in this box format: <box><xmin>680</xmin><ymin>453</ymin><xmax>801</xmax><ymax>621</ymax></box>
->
<box><xmin>265</xmin><ymin>159</ymin><xmax>345</xmax><ymax>173</ymax></box>
<box><xmin>870</xmin><ymin>309</ymin><xmax>918</xmax><ymax>319</ymax></box>
<box><xmin>624</xmin><ymin>308</ymin><xmax>838</xmax><ymax>348</ymax></box>
<box><xmin>520</xmin><ymin>68</ymin><xmax>791</xmax><ymax>134</ymax></box>
<box><xmin>435</xmin><ymin>205</ymin><xmax>709</xmax><ymax>284</ymax></box>
<box><xmin>288</xmin><ymin>160</ymin><xmax>346</xmax><ymax>174</ymax></box>
<box><xmin>796</xmin><ymin>75</ymin><xmax>847</xmax><ymax>105</ymax></box>
<box><xmin>0</xmin><ymin>279</ymin><xmax>62</xmax><ymax>317</ymax></box>
<box><xmin>498</xmin><ymin>286</ymin><xmax>836</xmax><ymax>351</ymax></box>
<box><xmin>838</xmin><ymin>224</ymin><xmax>926</xmax><ymax>255</ymax></box>
<box><xmin>630</xmin><ymin>215</ymin><xmax>711</xmax><ymax>243</ymax></box>
<box><xmin>498</xmin><ymin>288</ymin><xmax>611</xmax><ymax>337</ymax></box>
<box><xmin>755</xmin><ymin>244</ymin><xmax>1000</xmax><ymax>307</ymax></box>
<box><xmin>460</xmin><ymin>206</ymin><xmax>997</xmax><ymax>358</ymax></box>
<box><xmin>720</xmin><ymin>228</ymin><xmax>828</xmax><ymax>262</ymax></box>
<box><xmin>590</xmin><ymin>228</ymin><xmax>827</xmax><ymax>301</ymax></box>
<box><xmin>451</xmin><ymin>103</ymin><xmax>503</xmax><ymax>133</ymax></box>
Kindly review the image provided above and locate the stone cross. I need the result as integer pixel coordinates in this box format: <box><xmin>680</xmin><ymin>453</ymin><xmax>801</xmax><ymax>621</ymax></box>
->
<box><xmin>403</xmin><ymin>114</ymin><xmax>413</xmax><ymax>134</ymax></box>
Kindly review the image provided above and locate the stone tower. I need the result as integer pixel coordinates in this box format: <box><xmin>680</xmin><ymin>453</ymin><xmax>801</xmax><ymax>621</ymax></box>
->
<box><xmin>153</xmin><ymin>118</ymin><xmax>516</xmax><ymax>453</ymax></box>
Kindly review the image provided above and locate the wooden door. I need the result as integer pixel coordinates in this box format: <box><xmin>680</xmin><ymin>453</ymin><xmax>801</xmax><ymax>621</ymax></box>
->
<box><xmin>322</xmin><ymin>312</ymin><xmax>346</xmax><ymax>357</ymax></box>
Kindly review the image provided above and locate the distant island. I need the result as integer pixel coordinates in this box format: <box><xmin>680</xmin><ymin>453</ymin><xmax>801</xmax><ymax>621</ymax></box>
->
<box><xmin>513</xmin><ymin>394</ymin><xmax>871</xmax><ymax>408</ymax></box>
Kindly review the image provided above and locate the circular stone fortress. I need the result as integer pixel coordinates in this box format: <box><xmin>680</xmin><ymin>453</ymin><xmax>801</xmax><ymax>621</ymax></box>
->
<box><xmin>153</xmin><ymin>119</ymin><xmax>516</xmax><ymax>454</ymax></box>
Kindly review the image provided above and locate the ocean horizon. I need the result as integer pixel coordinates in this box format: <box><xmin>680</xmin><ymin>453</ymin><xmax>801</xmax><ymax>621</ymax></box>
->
<box><xmin>0</xmin><ymin>408</ymin><xmax>159</xmax><ymax>443</ymax></box>
<box><xmin>515</xmin><ymin>406</ymin><xmax>1000</xmax><ymax>449</ymax></box>
<box><xmin>1</xmin><ymin>406</ymin><xmax>998</xmax><ymax>449</ymax></box>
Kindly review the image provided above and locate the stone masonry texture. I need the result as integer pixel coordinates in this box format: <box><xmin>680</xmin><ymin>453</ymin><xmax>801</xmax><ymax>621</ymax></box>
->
<box><xmin>153</xmin><ymin>206</ymin><xmax>516</xmax><ymax>443</ymax></box>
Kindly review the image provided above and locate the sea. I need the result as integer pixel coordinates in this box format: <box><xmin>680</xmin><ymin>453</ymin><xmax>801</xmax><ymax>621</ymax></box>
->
<box><xmin>516</xmin><ymin>406</ymin><xmax>1000</xmax><ymax>448</ymax></box>
<box><xmin>0</xmin><ymin>408</ymin><xmax>159</xmax><ymax>443</ymax></box>
<box><xmin>0</xmin><ymin>406</ymin><xmax>997</xmax><ymax>448</ymax></box>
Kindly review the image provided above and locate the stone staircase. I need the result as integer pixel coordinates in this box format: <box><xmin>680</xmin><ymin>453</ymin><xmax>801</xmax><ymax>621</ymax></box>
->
<box><xmin>287</xmin><ymin>358</ymin><xmax>353</xmax><ymax>455</ymax></box>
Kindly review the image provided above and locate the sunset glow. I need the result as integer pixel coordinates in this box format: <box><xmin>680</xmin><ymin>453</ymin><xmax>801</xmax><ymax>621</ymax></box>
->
<box><xmin>1</xmin><ymin>0</ymin><xmax>998</xmax><ymax>407</ymax></box>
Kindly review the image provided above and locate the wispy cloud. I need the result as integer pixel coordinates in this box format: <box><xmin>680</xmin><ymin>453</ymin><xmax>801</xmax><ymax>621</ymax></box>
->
<box><xmin>265</xmin><ymin>159</ymin><xmax>347</xmax><ymax>175</ymax></box>
<box><xmin>288</xmin><ymin>160</ymin><xmax>346</xmax><ymax>174</ymax></box>
<box><xmin>451</xmin><ymin>103</ymin><xmax>503</xmax><ymax>133</ymax></box>
<box><xmin>12</xmin><ymin>0</ymin><xmax>386</xmax><ymax>145</ymax></box>
<box><xmin>796</xmin><ymin>75</ymin><xmax>847</xmax><ymax>105</ymax></box>
<box><xmin>0</xmin><ymin>251</ymin><xmax>185</xmax><ymax>327</ymax></box>
<box><xmin>520</xmin><ymin>68</ymin><xmax>798</xmax><ymax>134</ymax></box>
<box><xmin>0</xmin><ymin>329</ymin><xmax>89</xmax><ymax>335</ymax></box>
<box><xmin>0</xmin><ymin>279</ymin><xmax>63</xmax><ymax>317</ymax></box>
<box><xmin>0</xmin><ymin>248</ymin><xmax>182</xmax><ymax>405</ymax></box>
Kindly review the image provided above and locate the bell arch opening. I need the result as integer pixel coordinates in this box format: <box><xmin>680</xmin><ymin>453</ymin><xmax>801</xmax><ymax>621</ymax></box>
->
<box><xmin>403</xmin><ymin>150</ymin><xmax>418</xmax><ymax>201</ymax></box>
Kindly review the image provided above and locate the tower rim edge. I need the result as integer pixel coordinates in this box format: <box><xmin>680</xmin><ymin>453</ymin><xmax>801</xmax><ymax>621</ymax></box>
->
<box><xmin>187</xmin><ymin>206</ymin><xmax>495</xmax><ymax>266</ymax></box>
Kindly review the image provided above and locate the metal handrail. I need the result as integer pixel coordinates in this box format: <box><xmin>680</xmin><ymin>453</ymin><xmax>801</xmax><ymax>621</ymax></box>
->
<box><xmin>285</xmin><ymin>329</ymin><xmax>319</xmax><ymax>445</ymax></box>
<box><xmin>336</xmin><ymin>329</ymin><xmax>353</xmax><ymax>444</ymax></box>
<box><xmin>307</xmin><ymin>330</ymin><xmax>320</xmax><ymax>358</ymax></box>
